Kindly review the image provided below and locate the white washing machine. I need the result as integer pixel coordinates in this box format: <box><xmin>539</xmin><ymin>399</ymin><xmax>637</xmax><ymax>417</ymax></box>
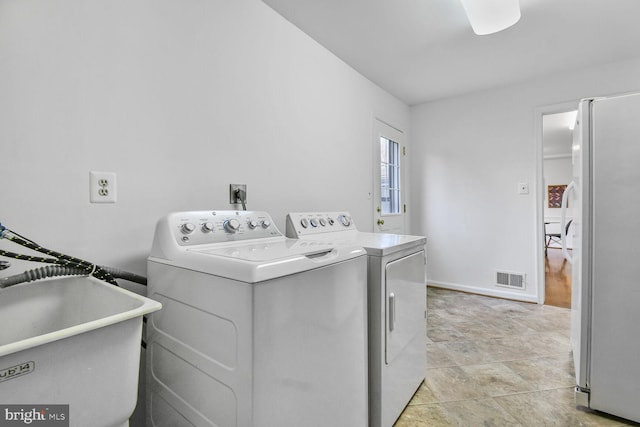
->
<box><xmin>146</xmin><ymin>210</ymin><xmax>368</xmax><ymax>427</ymax></box>
<box><xmin>286</xmin><ymin>212</ymin><xmax>426</xmax><ymax>427</ymax></box>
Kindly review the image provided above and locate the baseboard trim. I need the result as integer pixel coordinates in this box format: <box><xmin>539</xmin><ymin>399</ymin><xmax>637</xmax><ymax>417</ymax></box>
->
<box><xmin>428</xmin><ymin>280</ymin><xmax>539</xmax><ymax>304</ymax></box>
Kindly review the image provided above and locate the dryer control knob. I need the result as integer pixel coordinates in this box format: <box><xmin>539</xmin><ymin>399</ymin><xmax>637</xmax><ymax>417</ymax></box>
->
<box><xmin>300</xmin><ymin>218</ymin><xmax>309</xmax><ymax>228</ymax></box>
<box><xmin>202</xmin><ymin>222</ymin><xmax>214</xmax><ymax>233</ymax></box>
<box><xmin>310</xmin><ymin>218</ymin><xmax>318</xmax><ymax>228</ymax></box>
<box><xmin>319</xmin><ymin>218</ymin><xmax>327</xmax><ymax>226</ymax></box>
<box><xmin>223</xmin><ymin>218</ymin><xmax>241</xmax><ymax>233</ymax></box>
<box><xmin>337</xmin><ymin>215</ymin><xmax>351</xmax><ymax>227</ymax></box>
<box><xmin>180</xmin><ymin>223</ymin><xmax>196</xmax><ymax>234</ymax></box>
<box><xmin>247</xmin><ymin>219</ymin><xmax>258</xmax><ymax>229</ymax></box>
<box><xmin>261</xmin><ymin>219</ymin><xmax>271</xmax><ymax>229</ymax></box>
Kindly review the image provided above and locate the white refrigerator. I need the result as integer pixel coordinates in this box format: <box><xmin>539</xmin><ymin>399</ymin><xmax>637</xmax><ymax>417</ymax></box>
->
<box><xmin>562</xmin><ymin>92</ymin><xmax>640</xmax><ymax>423</ymax></box>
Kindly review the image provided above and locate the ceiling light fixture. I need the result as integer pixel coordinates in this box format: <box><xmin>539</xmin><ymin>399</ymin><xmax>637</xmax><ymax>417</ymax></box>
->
<box><xmin>459</xmin><ymin>0</ymin><xmax>521</xmax><ymax>35</ymax></box>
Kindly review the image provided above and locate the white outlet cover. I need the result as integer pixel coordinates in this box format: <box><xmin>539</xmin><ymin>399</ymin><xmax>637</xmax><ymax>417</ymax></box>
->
<box><xmin>90</xmin><ymin>171</ymin><xmax>117</xmax><ymax>203</ymax></box>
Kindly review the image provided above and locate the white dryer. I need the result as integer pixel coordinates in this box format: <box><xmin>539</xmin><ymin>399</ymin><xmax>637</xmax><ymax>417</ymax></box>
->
<box><xmin>286</xmin><ymin>212</ymin><xmax>426</xmax><ymax>427</ymax></box>
<box><xmin>146</xmin><ymin>210</ymin><xmax>368</xmax><ymax>427</ymax></box>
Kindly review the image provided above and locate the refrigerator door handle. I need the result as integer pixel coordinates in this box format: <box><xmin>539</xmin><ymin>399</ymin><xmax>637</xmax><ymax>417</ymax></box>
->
<box><xmin>561</xmin><ymin>180</ymin><xmax>575</xmax><ymax>264</ymax></box>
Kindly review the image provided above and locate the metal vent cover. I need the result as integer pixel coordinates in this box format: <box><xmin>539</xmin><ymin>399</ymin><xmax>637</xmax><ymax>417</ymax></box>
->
<box><xmin>496</xmin><ymin>271</ymin><xmax>525</xmax><ymax>290</ymax></box>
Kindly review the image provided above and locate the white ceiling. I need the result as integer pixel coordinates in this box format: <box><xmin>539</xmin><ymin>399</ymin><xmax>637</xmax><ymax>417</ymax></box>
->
<box><xmin>262</xmin><ymin>0</ymin><xmax>640</xmax><ymax>106</ymax></box>
<box><xmin>543</xmin><ymin>111</ymin><xmax>575</xmax><ymax>158</ymax></box>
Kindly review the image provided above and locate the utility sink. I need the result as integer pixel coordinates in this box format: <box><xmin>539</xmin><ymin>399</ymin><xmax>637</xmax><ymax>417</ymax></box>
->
<box><xmin>0</xmin><ymin>276</ymin><xmax>161</xmax><ymax>427</ymax></box>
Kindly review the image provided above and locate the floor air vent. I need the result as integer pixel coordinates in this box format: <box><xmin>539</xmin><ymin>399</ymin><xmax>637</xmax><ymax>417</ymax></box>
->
<box><xmin>496</xmin><ymin>271</ymin><xmax>525</xmax><ymax>290</ymax></box>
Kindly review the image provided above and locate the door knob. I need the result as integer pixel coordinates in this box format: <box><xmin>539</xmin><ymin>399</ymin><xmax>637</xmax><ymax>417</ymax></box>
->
<box><xmin>377</xmin><ymin>219</ymin><xmax>384</xmax><ymax>225</ymax></box>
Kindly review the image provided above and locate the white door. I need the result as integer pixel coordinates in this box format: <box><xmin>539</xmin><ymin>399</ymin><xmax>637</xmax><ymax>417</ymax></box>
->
<box><xmin>373</xmin><ymin>119</ymin><xmax>405</xmax><ymax>233</ymax></box>
<box><xmin>385</xmin><ymin>250</ymin><xmax>426</xmax><ymax>364</ymax></box>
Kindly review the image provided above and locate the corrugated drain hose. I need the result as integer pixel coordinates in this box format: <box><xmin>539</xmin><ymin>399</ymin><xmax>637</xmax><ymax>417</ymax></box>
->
<box><xmin>0</xmin><ymin>265</ymin><xmax>148</xmax><ymax>288</ymax></box>
<box><xmin>0</xmin><ymin>265</ymin><xmax>87</xmax><ymax>288</ymax></box>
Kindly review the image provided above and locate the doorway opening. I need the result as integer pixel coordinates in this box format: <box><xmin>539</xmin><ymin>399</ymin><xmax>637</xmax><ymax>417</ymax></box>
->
<box><xmin>537</xmin><ymin>106</ymin><xmax>577</xmax><ymax>308</ymax></box>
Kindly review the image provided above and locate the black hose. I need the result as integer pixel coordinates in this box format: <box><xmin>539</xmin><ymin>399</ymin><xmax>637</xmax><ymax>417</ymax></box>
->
<box><xmin>0</xmin><ymin>249</ymin><xmax>60</xmax><ymax>264</ymax></box>
<box><xmin>0</xmin><ymin>225</ymin><xmax>147</xmax><ymax>288</ymax></box>
<box><xmin>1</xmin><ymin>232</ymin><xmax>118</xmax><ymax>285</ymax></box>
<box><xmin>100</xmin><ymin>266</ymin><xmax>147</xmax><ymax>286</ymax></box>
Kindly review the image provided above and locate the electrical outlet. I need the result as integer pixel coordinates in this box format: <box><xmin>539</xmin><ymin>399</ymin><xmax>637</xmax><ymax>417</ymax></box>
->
<box><xmin>90</xmin><ymin>171</ymin><xmax>117</xmax><ymax>203</ymax></box>
<box><xmin>229</xmin><ymin>184</ymin><xmax>247</xmax><ymax>204</ymax></box>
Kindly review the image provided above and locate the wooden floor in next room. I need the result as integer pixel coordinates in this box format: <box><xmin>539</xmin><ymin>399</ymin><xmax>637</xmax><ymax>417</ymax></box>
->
<box><xmin>544</xmin><ymin>247</ymin><xmax>572</xmax><ymax>309</ymax></box>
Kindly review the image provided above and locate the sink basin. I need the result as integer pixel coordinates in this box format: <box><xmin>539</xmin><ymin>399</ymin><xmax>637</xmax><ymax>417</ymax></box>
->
<box><xmin>0</xmin><ymin>276</ymin><xmax>161</xmax><ymax>427</ymax></box>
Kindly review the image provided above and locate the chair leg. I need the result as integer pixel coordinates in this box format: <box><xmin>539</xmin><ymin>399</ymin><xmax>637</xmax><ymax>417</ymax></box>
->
<box><xmin>545</xmin><ymin>236</ymin><xmax>550</xmax><ymax>256</ymax></box>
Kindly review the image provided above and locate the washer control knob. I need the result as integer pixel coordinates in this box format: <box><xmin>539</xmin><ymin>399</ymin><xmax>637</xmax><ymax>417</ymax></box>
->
<box><xmin>180</xmin><ymin>223</ymin><xmax>196</xmax><ymax>234</ymax></box>
<box><xmin>319</xmin><ymin>218</ymin><xmax>327</xmax><ymax>227</ymax></box>
<box><xmin>300</xmin><ymin>218</ymin><xmax>309</xmax><ymax>228</ymax></box>
<box><xmin>247</xmin><ymin>219</ymin><xmax>258</xmax><ymax>229</ymax></box>
<box><xmin>337</xmin><ymin>215</ymin><xmax>351</xmax><ymax>227</ymax></box>
<box><xmin>202</xmin><ymin>222</ymin><xmax>214</xmax><ymax>233</ymax></box>
<box><xmin>223</xmin><ymin>218</ymin><xmax>241</xmax><ymax>233</ymax></box>
<box><xmin>310</xmin><ymin>218</ymin><xmax>318</xmax><ymax>228</ymax></box>
<box><xmin>261</xmin><ymin>219</ymin><xmax>271</xmax><ymax>229</ymax></box>
<box><xmin>328</xmin><ymin>217</ymin><xmax>335</xmax><ymax>226</ymax></box>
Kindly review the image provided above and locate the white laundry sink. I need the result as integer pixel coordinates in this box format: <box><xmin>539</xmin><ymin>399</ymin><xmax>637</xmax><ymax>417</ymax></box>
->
<box><xmin>0</xmin><ymin>275</ymin><xmax>161</xmax><ymax>427</ymax></box>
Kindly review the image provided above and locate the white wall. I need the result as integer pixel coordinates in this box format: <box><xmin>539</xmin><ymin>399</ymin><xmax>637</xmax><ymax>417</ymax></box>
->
<box><xmin>410</xmin><ymin>57</ymin><xmax>640</xmax><ymax>302</ymax></box>
<box><xmin>0</xmin><ymin>2</ymin><xmax>409</xmax><ymax>425</ymax></box>
<box><xmin>0</xmin><ymin>0</ymin><xmax>409</xmax><ymax>280</ymax></box>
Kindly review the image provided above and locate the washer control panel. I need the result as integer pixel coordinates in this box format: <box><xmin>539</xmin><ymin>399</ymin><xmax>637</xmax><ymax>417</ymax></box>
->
<box><xmin>285</xmin><ymin>212</ymin><xmax>357</xmax><ymax>237</ymax></box>
<box><xmin>168</xmin><ymin>210</ymin><xmax>281</xmax><ymax>246</ymax></box>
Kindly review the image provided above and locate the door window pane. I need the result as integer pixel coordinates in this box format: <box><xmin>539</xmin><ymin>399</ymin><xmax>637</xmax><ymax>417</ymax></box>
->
<box><xmin>380</xmin><ymin>137</ymin><xmax>400</xmax><ymax>215</ymax></box>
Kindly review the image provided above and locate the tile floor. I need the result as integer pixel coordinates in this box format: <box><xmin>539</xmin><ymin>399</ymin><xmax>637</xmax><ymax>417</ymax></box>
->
<box><xmin>394</xmin><ymin>286</ymin><xmax>639</xmax><ymax>427</ymax></box>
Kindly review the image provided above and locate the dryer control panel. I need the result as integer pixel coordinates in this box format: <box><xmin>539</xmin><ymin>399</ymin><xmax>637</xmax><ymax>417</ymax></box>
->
<box><xmin>286</xmin><ymin>212</ymin><xmax>357</xmax><ymax>237</ymax></box>
<box><xmin>161</xmin><ymin>210</ymin><xmax>282</xmax><ymax>246</ymax></box>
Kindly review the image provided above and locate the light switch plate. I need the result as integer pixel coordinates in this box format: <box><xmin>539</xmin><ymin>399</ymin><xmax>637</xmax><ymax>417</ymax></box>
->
<box><xmin>518</xmin><ymin>182</ymin><xmax>529</xmax><ymax>194</ymax></box>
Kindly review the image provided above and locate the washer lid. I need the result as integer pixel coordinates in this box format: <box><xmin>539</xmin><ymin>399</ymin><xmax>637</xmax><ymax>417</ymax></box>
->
<box><xmin>152</xmin><ymin>238</ymin><xmax>365</xmax><ymax>283</ymax></box>
<box><xmin>190</xmin><ymin>238</ymin><xmax>342</xmax><ymax>262</ymax></box>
